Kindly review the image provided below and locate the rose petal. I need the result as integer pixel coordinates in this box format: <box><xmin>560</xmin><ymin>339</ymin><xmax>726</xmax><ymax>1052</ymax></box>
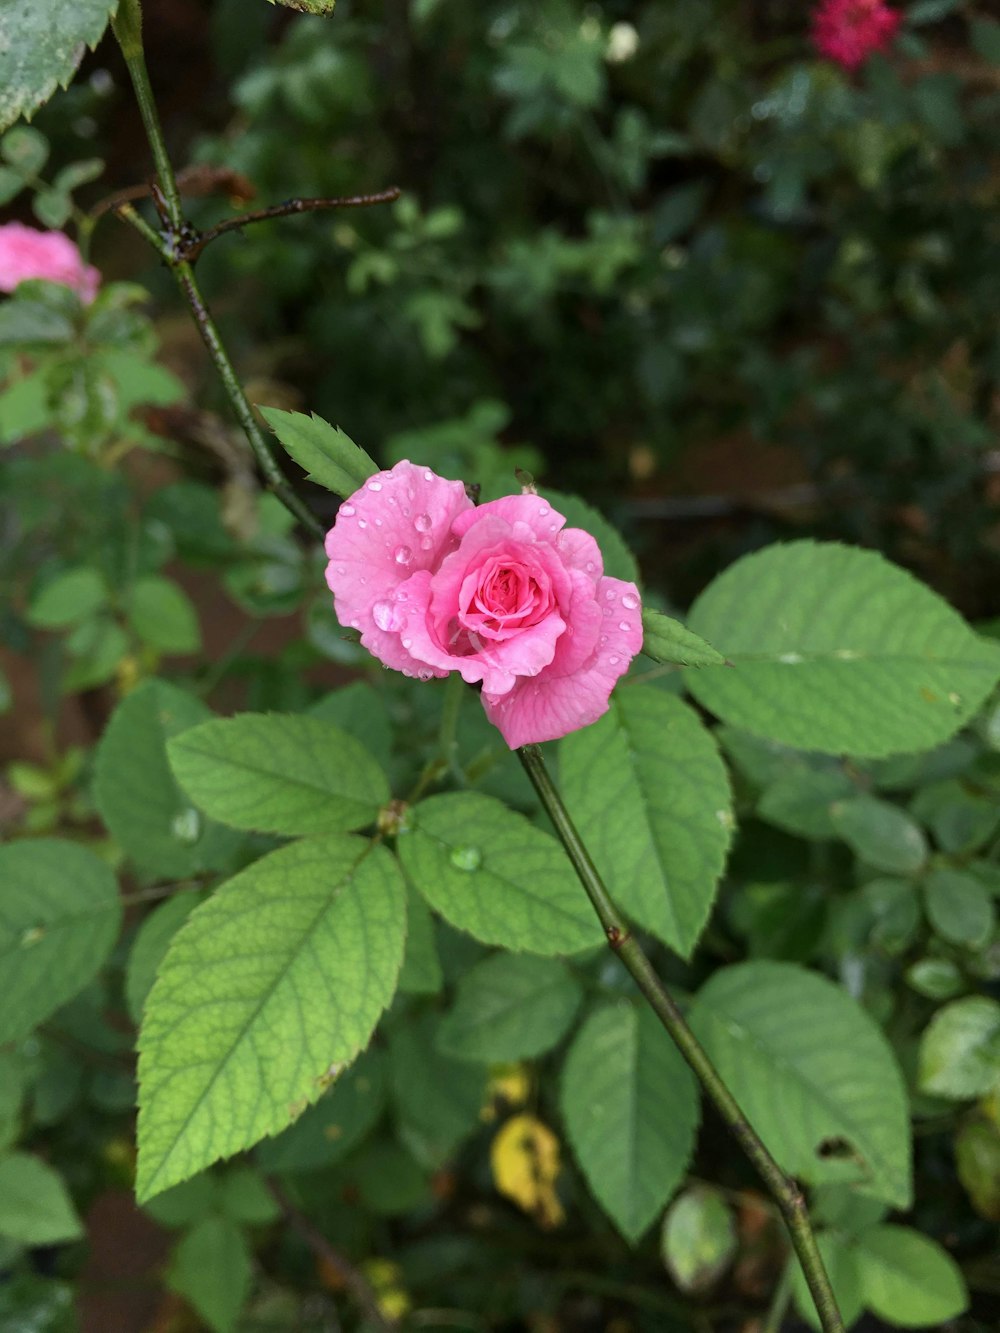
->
<box><xmin>451</xmin><ymin>492</ymin><xmax>566</xmax><ymax>543</ymax></box>
<box><xmin>481</xmin><ymin>576</ymin><xmax>643</xmax><ymax>747</ymax></box>
<box><xmin>554</xmin><ymin>526</ymin><xmax>604</xmax><ymax>579</ymax></box>
<box><xmin>325</xmin><ymin>460</ymin><xmax>472</xmax><ymax>670</ymax></box>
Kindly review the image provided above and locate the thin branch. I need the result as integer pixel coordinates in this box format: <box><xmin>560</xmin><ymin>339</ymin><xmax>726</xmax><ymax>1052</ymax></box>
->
<box><xmin>266</xmin><ymin>1178</ymin><xmax>392</xmax><ymax>1331</ymax></box>
<box><xmin>516</xmin><ymin>744</ymin><xmax>845</xmax><ymax>1333</ymax></box>
<box><xmin>178</xmin><ymin>188</ymin><xmax>402</xmax><ymax>262</ymax></box>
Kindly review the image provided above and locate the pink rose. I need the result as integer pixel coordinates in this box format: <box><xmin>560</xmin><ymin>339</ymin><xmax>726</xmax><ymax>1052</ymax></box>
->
<box><xmin>324</xmin><ymin>461</ymin><xmax>643</xmax><ymax>748</ymax></box>
<box><xmin>811</xmin><ymin>0</ymin><xmax>901</xmax><ymax>70</ymax></box>
<box><xmin>0</xmin><ymin>221</ymin><xmax>100</xmax><ymax>303</ymax></box>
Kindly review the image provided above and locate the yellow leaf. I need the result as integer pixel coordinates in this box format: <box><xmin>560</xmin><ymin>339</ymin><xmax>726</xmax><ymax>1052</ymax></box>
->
<box><xmin>491</xmin><ymin>1113</ymin><xmax>565</xmax><ymax>1229</ymax></box>
<box><xmin>482</xmin><ymin>1062</ymin><xmax>531</xmax><ymax>1120</ymax></box>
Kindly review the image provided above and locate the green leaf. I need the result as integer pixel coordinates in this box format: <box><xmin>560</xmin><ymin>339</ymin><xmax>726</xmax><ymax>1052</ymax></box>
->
<box><xmin>641</xmin><ymin>607</ymin><xmax>725</xmax><ymax>668</ymax></box>
<box><xmin>27</xmin><ymin>568</ymin><xmax>107</xmax><ymax>628</ymax></box>
<box><xmin>829</xmin><ymin>796</ymin><xmax>928</xmax><ymax>874</ymax></box>
<box><xmin>32</xmin><ymin>188</ymin><xmax>71</xmax><ymax>229</ymax></box>
<box><xmin>309</xmin><ymin>681</ymin><xmax>392</xmax><ymax>769</ymax></box>
<box><xmin>142</xmin><ymin>1173</ymin><xmax>216</xmax><ymax>1229</ymax></box>
<box><xmin>924</xmin><ymin>867</ymin><xmax>995</xmax><ymax>949</ymax></box>
<box><xmin>258</xmin><ymin>407</ymin><xmax>376</xmax><ymax>497</ymax></box>
<box><xmin>216</xmin><ymin>1168</ymin><xmax>279</xmax><ymax>1224</ymax></box>
<box><xmin>167</xmin><ymin>713</ymin><xmax>390</xmax><ymax>837</ymax></box>
<box><xmin>560</xmin><ymin>1003</ymin><xmax>699</xmax><ymax>1243</ymax></box>
<box><xmin>256</xmin><ymin>1048</ymin><xmax>386</xmax><ymax>1173</ymax></box>
<box><xmin>136</xmin><ymin>835</ymin><xmax>406</xmax><ymax>1200</ymax></box>
<box><xmin>560</xmin><ymin>687</ymin><xmax>732</xmax><ymax>956</ymax></box>
<box><xmin>660</xmin><ymin>1187</ymin><xmax>737</xmax><ymax>1294</ymax></box>
<box><xmin>0</xmin><ymin>0</ymin><xmax>118</xmax><ymax>132</ymax></box>
<box><xmin>0</xmin><ymin>1154</ymin><xmax>83</xmax><ymax>1245</ymax></box>
<box><xmin>396</xmin><ymin>885</ymin><xmax>443</xmax><ymax>995</ymax></box>
<box><xmin>972</xmin><ymin>17</ymin><xmax>1000</xmax><ymax>62</ymax></box>
<box><xmin>398</xmin><ymin>792</ymin><xmax>603</xmax><ymax>955</ymax></box>
<box><xmin>956</xmin><ymin>1119</ymin><xmax>1000</xmax><ymax>1220</ymax></box>
<box><xmin>0</xmin><ymin>370</ymin><xmax>47</xmax><ymax>447</ymax></box>
<box><xmin>0</xmin><ymin>165</ymin><xmax>24</xmax><ymax>204</ymax></box>
<box><xmin>1</xmin><ymin>126</ymin><xmax>48</xmax><ymax>173</ymax></box>
<box><xmin>918</xmin><ymin>996</ymin><xmax>1000</xmax><ymax>1098</ymax></box>
<box><xmin>167</xmin><ymin>1215</ymin><xmax>251</xmax><ymax>1333</ymax></box>
<box><xmin>856</xmin><ymin>1226</ymin><xmax>968</xmax><ymax>1326</ymax></box>
<box><xmin>437</xmin><ymin>954</ymin><xmax>582</xmax><ymax>1063</ymax></box>
<box><xmin>757</xmin><ymin>767</ymin><xmax>855</xmax><ymax>841</ymax></box>
<box><xmin>0</xmin><ymin>838</ymin><xmax>121</xmax><ymax>1044</ymax></box>
<box><xmin>688</xmin><ymin>961</ymin><xmax>912</xmax><ymax>1207</ymax></box>
<box><xmin>685</xmin><ymin>542</ymin><xmax>1000</xmax><ymax>757</ymax></box>
<box><xmin>351</xmin><ymin>1138</ymin><xmax>430</xmax><ymax>1215</ymax></box>
<box><xmin>125</xmin><ymin>892</ymin><xmax>200</xmax><ymax>1025</ymax></box>
<box><xmin>92</xmin><ymin>680</ymin><xmax>245</xmax><ymax>878</ymax></box>
<box><xmin>0</xmin><ymin>294</ymin><xmax>75</xmax><ymax>346</ymax></box>
<box><xmin>389</xmin><ymin>1012</ymin><xmax>487</xmax><ymax>1167</ymax></box>
<box><xmin>790</xmin><ymin>1231</ymin><xmax>865</xmax><ymax>1332</ymax></box>
<box><xmin>127</xmin><ymin>576</ymin><xmax>202</xmax><ymax>654</ymax></box>
<box><xmin>267</xmin><ymin>0</ymin><xmax>336</xmax><ymax>12</ymax></box>
<box><xmin>906</xmin><ymin>957</ymin><xmax>964</xmax><ymax>1001</ymax></box>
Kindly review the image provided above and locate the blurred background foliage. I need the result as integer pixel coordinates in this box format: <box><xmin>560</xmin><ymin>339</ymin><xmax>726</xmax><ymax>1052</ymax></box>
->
<box><xmin>124</xmin><ymin>0</ymin><xmax>1000</xmax><ymax>610</ymax></box>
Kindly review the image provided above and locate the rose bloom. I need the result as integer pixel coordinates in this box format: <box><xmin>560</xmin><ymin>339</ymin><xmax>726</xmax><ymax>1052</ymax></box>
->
<box><xmin>324</xmin><ymin>462</ymin><xmax>643</xmax><ymax>748</ymax></box>
<box><xmin>0</xmin><ymin>221</ymin><xmax>100</xmax><ymax>303</ymax></box>
<box><xmin>811</xmin><ymin>0</ymin><xmax>901</xmax><ymax>70</ymax></box>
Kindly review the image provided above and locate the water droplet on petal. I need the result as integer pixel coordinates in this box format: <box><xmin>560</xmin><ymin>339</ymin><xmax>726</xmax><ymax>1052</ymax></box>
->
<box><xmin>420</xmin><ymin>537</ymin><xmax>433</xmax><ymax>551</ymax></box>
<box><xmin>394</xmin><ymin>544</ymin><xmax>413</xmax><ymax>565</ymax></box>
<box><xmin>538</xmin><ymin>505</ymin><xmax>549</xmax><ymax>517</ymax></box>
<box><xmin>414</xmin><ymin>513</ymin><xmax>432</xmax><ymax>532</ymax></box>
<box><xmin>450</xmin><ymin>845</ymin><xmax>482</xmax><ymax>871</ymax></box>
<box><xmin>367</xmin><ymin>480</ymin><xmax>383</xmax><ymax>491</ymax></box>
<box><xmin>402</xmin><ymin>637</ymin><xmax>412</xmax><ymax>648</ymax></box>
<box><xmin>423</xmin><ymin>470</ymin><xmax>434</xmax><ymax>481</ymax></box>
<box><xmin>373</xmin><ymin>601</ymin><xmax>394</xmax><ymax>631</ymax></box>
<box><xmin>599</xmin><ymin>635</ymin><xmax>608</xmax><ymax>645</ymax></box>
<box><xmin>618</xmin><ymin>621</ymin><xmax>631</xmax><ymax>632</ymax></box>
<box><xmin>172</xmin><ymin>808</ymin><xmax>202</xmax><ymax>844</ymax></box>
<box><xmin>622</xmin><ymin>593</ymin><xmax>639</xmax><ymax>610</ymax></box>
<box><xmin>340</xmin><ymin>503</ymin><xmax>355</xmax><ymax>517</ymax></box>
<box><xmin>609</xmin><ymin>655</ymin><xmax>620</xmax><ymax>665</ymax></box>
<box><xmin>374</xmin><ymin>517</ymin><xmax>383</xmax><ymax>527</ymax></box>
<box><xmin>604</xmin><ymin>588</ymin><xmax>616</xmax><ymax>600</ymax></box>
<box><xmin>357</xmin><ymin>518</ymin><xmax>368</xmax><ymax>529</ymax></box>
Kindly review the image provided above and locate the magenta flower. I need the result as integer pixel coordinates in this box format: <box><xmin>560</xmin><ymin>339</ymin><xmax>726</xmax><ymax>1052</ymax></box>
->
<box><xmin>811</xmin><ymin>0</ymin><xmax>901</xmax><ymax>70</ymax></box>
<box><xmin>0</xmin><ymin>222</ymin><xmax>100</xmax><ymax>303</ymax></box>
<box><xmin>324</xmin><ymin>462</ymin><xmax>643</xmax><ymax>748</ymax></box>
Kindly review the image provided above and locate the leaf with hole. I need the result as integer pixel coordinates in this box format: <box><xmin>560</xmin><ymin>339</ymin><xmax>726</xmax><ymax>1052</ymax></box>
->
<box><xmin>688</xmin><ymin>961</ymin><xmax>911</xmax><ymax>1206</ymax></box>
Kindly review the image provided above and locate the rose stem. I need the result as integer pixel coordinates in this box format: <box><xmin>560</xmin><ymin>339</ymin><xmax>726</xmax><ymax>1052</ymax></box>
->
<box><xmin>112</xmin><ymin>0</ymin><xmax>325</xmax><ymax>540</ymax></box>
<box><xmin>517</xmin><ymin>743</ymin><xmax>845</xmax><ymax>1333</ymax></box>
